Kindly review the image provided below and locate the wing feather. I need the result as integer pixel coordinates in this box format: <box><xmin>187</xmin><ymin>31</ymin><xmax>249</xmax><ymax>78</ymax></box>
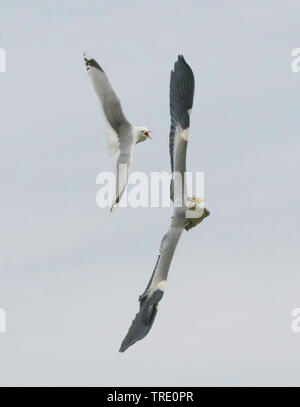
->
<box><xmin>84</xmin><ymin>53</ymin><xmax>131</xmax><ymax>136</ymax></box>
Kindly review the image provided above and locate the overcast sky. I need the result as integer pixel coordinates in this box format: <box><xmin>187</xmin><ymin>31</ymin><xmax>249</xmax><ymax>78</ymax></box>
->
<box><xmin>0</xmin><ymin>0</ymin><xmax>299</xmax><ymax>386</ymax></box>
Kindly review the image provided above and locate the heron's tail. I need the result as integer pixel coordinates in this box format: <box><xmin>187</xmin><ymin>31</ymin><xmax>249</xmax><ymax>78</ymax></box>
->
<box><xmin>119</xmin><ymin>289</ymin><xmax>164</xmax><ymax>353</ymax></box>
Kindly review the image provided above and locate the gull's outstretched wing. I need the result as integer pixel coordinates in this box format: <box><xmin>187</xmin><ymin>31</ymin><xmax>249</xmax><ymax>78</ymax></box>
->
<box><xmin>169</xmin><ymin>55</ymin><xmax>195</xmax><ymax>204</ymax></box>
<box><xmin>84</xmin><ymin>52</ymin><xmax>131</xmax><ymax>134</ymax></box>
<box><xmin>119</xmin><ymin>221</ymin><xmax>184</xmax><ymax>352</ymax></box>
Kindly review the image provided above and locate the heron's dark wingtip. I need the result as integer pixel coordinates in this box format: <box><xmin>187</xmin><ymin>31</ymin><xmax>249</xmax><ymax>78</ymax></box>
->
<box><xmin>119</xmin><ymin>344</ymin><xmax>127</xmax><ymax>353</ymax></box>
<box><xmin>119</xmin><ymin>290</ymin><xmax>164</xmax><ymax>353</ymax></box>
<box><xmin>175</xmin><ymin>54</ymin><xmax>191</xmax><ymax>69</ymax></box>
<box><xmin>169</xmin><ymin>53</ymin><xmax>195</xmax><ymax>133</ymax></box>
<box><xmin>119</xmin><ymin>313</ymin><xmax>155</xmax><ymax>353</ymax></box>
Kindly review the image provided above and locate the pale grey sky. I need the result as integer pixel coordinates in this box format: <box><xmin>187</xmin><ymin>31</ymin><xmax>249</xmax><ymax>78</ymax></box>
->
<box><xmin>0</xmin><ymin>0</ymin><xmax>299</xmax><ymax>386</ymax></box>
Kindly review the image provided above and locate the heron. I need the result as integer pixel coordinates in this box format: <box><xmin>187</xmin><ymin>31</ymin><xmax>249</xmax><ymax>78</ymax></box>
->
<box><xmin>119</xmin><ymin>55</ymin><xmax>210</xmax><ymax>352</ymax></box>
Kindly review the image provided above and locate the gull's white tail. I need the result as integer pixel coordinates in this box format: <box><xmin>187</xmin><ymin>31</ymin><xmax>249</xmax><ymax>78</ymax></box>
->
<box><xmin>105</xmin><ymin>131</ymin><xmax>120</xmax><ymax>156</ymax></box>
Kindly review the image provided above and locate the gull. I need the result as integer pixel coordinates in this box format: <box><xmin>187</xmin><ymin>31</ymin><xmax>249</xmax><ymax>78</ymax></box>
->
<box><xmin>84</xmin><ymin>53</ymin><xmax>152</xmax><ymax>210</ymax></box>
<box><xmin>119</xmin><ymin>55</ymin><xmax>210</xmax><ymax>352</ymax></box>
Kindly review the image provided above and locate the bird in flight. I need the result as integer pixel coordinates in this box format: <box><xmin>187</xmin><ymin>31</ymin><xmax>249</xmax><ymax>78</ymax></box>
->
<box><xmin>119</xmin><ymin>55</ymin><xmax>210</xmax><ymax>353</ymax></box>
<box><xmin>84</xmin><ymin>52</ymin><xmax>152</xmax><ymax>211</ymax></box>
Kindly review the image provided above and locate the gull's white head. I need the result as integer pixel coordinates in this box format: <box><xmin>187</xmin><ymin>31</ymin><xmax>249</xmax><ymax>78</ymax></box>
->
<box><xmin>134</xmin><ymin>126</ymin><xmax>152</xmax><ymax>144</ymax></box>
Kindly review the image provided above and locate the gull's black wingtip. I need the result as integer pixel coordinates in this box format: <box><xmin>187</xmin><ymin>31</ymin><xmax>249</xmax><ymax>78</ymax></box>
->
<box><xmin>83</xmin><ymin>52</ymin><xmax>104</xmax><ymax>72</ymax></box>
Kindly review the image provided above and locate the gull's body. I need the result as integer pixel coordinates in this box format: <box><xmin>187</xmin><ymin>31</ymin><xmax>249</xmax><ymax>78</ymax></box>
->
<box><xmin>84</xmin><ymin>53</ymin><xmax>151</xmax><ymax>210</ymax></box>
<box><xmin>119</xmin><ymin>55</ymin><xmax>210</xmax><ymax>353</ymax></box>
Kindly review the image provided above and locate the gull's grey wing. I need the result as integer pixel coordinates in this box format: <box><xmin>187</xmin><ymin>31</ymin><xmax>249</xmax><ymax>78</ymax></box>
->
<box><xmin>84</xmin><ymin>52</ymin><xmax>131</xmax><ymax>135</ymax></box>
<box><xmin>169</xmin><ymin>55</ymin><xmax>195</xmax><ymax>204</ymax></box>
<box><xmin>119</xmin><ymin>220</ymin><xmax>184</xmax><ymax>352</ymax></box>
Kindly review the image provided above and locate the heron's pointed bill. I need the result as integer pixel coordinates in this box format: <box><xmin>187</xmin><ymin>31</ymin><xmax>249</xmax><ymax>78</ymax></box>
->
<box><xmin>145</xmin><ymin>131</ymin><xmax>152</xmax><ymax>140</ymax></box>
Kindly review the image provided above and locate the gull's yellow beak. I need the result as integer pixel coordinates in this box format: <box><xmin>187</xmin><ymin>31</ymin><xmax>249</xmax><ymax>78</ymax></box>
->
<box><xmin>196</xmin><ymin>198</ymin><xmax>205</xmax><ymax>204</ymax></box>
<box><xmin>144</xmin><ymin>131</ymin><xmax>152</xmax><ymax>140</ymax></box>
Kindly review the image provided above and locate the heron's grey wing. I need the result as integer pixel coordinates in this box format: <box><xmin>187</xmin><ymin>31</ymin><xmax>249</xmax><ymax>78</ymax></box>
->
<box><xmin>169</xmin><ymin>55</ymin><xmax>195</xmax><ymax>205</ymax></box>
<box><xmin>119</xmin><ymin>221</ymin><xmax>184</xmax><ymax>352</ymax></box>
<box><xmin>84</xmin><ymin>53</ymin><xmax>131</xmax><ymax>135</ymax></box>
<box><xmin>111</xmin><ymin>146</ymin><xmax>133</xmax><ymax>210</ymax></box>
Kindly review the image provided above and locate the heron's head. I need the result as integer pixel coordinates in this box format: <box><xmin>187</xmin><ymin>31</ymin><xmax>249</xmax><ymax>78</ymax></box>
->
<box><xmin>134</xmin><ymin>126</ymin><xmax>152</xmax><ymax>144</ymax></box>
<box><xmin>186</xmin><ymin>196</ymin><xmax>204</xmax><ymax>210</ymax></box>
<box><xmin>184</xmin><ymin>198</ymin><xmax>210</xmax><ymax>231</ymax></box>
